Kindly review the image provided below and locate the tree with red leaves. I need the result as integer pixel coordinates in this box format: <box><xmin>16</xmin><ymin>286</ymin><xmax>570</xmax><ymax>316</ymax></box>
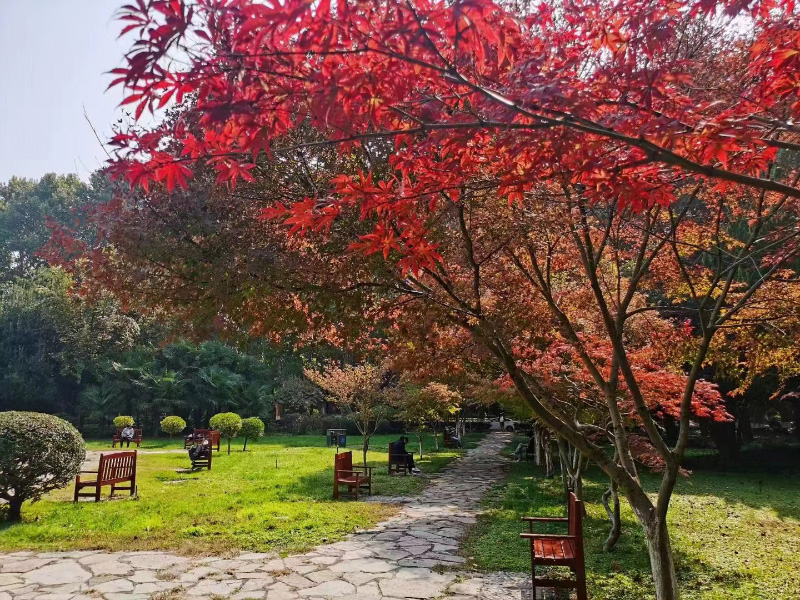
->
<box><xmin>55</xmin><ymin>0</ymin><xmax>800</xmax><ymax>597</ymax></box>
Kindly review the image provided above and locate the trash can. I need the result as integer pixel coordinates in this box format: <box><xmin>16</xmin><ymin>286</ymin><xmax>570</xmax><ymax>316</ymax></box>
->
<box><xmin>326</xmin><ymin>428</ymin><xmax>347</xmax><ymax>447</ymax></box>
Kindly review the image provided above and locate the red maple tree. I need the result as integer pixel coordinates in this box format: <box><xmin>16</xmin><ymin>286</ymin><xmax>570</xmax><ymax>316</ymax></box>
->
<box><xmin>49</xmin><ymin>1</ymin><xmax>800</xmax><ymax>598</ymax></box>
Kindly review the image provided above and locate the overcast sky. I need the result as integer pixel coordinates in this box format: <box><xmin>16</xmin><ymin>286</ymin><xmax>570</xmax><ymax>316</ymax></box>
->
<box><xmin>0</xmin><ymin>0</ymin><xmax>131</xmax><ymax>182</ymax></box>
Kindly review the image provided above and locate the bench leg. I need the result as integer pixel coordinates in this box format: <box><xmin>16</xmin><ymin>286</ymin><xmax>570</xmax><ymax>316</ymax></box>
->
<box><xmin>73</xmin><ymin>477</ymin><xmax>80</xmax><ymax>503</ymax></box>
<box><xmin>95</xmin><ymin>484</ymin><xmax>102</xmax><ymax>502</ymax></box>
<box><xmin>529</xmin><ymin>540</ymin><xmax>536</xmax><ymax>600</ymax></box>
<box><xmin>109</xmin><ymin>485</ymin><xmax>115</xmax><ymax>498</ymax></box>
<box><xmin>575</xmin><ymin>564</ymin><xmax>588</xmax><ymax>600</ymax></box>
<box><xmin>333</xmin><ymin>482</ymin><xmax>339</xmax><ymax>499</ymax></box>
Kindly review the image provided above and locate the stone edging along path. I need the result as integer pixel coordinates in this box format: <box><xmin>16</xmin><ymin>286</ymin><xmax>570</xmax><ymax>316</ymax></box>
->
<box><xmin>0</xmin><ymin>433</ymin><xmax>528</xmax><ymax>600</ymax></box>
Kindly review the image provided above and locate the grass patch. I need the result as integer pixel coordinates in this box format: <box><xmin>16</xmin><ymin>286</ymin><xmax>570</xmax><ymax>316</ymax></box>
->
<box><xmin>0</xmin><ymin>432</ymin><xmax>482</xmax><ymax>555</ymax></box>
<box><xmin>463</xmin><ymin>435</ymin><xmax>800</xmax><ymax>600</ymax></box>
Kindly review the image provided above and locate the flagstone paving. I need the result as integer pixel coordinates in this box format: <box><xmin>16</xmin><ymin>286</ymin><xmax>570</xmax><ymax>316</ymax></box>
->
<box><xmin>0</xmin><ymin>433</ymin><xmax>532</xmax><ymax>600</ymax></box>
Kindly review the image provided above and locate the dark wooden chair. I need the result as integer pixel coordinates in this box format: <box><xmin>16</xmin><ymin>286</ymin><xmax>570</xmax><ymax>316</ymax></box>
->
<box><xmin>388</xmin><ymin>441</ymin><xmax>414</xmax><ymax>475</ymax></box>
<box><xmin>333</xmin><ymin>451</ymin><xmax>372</xmax><ymax>499</ymax></box>
<box><xmin>189</xmin><ymin>440</ymin><xmax>213</xmax><ymax>470</ymax></box>
<box><xmin>112</xmin><ymin>428</ymin><xmax>142</xmax><ymax>448</ymax></box>
<box><xmin>520</xmin><ymin>492</ymin><xmax>587</xmax><ymax>600</ymax></box>
<box><xmin>74</xmin><ymin>451</ymin><xmax>138</xmax><ymax>502</ymax></box>
<box><xmin>184</xmin><ymin>428</ymin><xmax>221</xmax><ymax>451</ymax></box>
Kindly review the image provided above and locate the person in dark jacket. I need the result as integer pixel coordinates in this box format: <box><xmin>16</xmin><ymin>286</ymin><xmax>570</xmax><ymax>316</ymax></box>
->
<box><xmin>396</xmin><ymin>436</ymin><xmax>421</xmax><ymax>474</ymax></box>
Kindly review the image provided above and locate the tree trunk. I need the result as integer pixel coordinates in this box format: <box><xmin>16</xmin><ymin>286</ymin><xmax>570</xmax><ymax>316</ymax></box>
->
<box><xmin>362</xmin><ymin>436</ymin><xmax>369</xmax><ymax>467</ymax></box>
<box><xmin>634</xmin><ymin>508</ymin><xmax>680</xmax><ymax>600</ymax></box>
<box><xmin>6</xmin><ymin>498</ymin><xmax>22</xmax><ymax>522</ymax></box>
<box><xmin>533</xmin><ymin>423</ymin><xmax>542</xmax><ymax>466</ymax></box>
<box><xmin>602</xmin><ymin>480</ymin><xmax>621</xmax><ymax>551</ymax></box>
<box><xmin>243</xmin><ymin>437</ymin><xmax>249</xmax><ymax>452</ymax></box>
<box><xmin>417</xmin><ymin>433</ymin><xmax>423</xmax><ymax>458</ymax></box>
<box><xmin>227</xmin><ymin>438</ymin><xmax>231</xmax><ymax>455</ymax></box>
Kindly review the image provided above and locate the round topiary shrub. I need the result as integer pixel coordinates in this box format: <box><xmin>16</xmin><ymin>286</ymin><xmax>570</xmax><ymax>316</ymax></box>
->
<box><xmin>0</xmin><ymin>411</ymin><xmax>86</xmax><ymax>521</ymax></box>
<box><xmin>240</xmin><ymin>417</ymin><xmax>265</xmax><ymax>451</ymax></box>
<box><xmin>160</xmin><ymin>416</ymin><xmax>187</xmax><ymax>438</ymax></box>
<box><xmin>209</xmin><ymin>412</ymin><xmax>242</xmax><ymax>454</ymax></box>
<box><xmin>112</xmin><ymin>415</ymin><xmax>135</xmax><ymax>429</ymax></box>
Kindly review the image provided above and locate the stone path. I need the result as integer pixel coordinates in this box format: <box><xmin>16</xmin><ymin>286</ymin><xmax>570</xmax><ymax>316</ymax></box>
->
<box><xmin>0</xmin><ymin>433</ymin><xmax>531</xmax><ymax>600</ymax></box>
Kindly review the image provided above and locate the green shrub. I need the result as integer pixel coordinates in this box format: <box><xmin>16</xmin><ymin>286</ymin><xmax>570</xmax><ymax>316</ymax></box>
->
<box><xmin>0</xmin><ymin>411</ymin><xmax>85</xmax><ymax>521</ymax></box>
<box><xmin>209</xmin><ymin>412</ymin><xmax>242</xmax><ymax>454</ymax></box>
<box><xmin>160</xmin><ymin>416</ymin><xmax>186</xmax><ymax>438</ymax></box>
<box><xmin>112</xmin><ymin>415</ymin><xmax>135</xmax><ymax>429</ymax></box>
<box><xmin>240</xmin><ymin>417</ymin><xmax>265</xmax><ymax>451</ymax></box>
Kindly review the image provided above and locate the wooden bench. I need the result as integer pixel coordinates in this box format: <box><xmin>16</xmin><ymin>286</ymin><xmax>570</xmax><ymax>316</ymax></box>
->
<box><xmin>184</xmin><ymin>429</ymin><xmax>221</xmax><ymax>451</ymax></box>
<box><xmin>112</xmin><ymin>428</ymin><xmax>142</xmax><ymax>448</ymax></box>
<box><xmin>520</xmin><ymin>492</ymin><xmax>587</xmax><ymax>600</ymax></box>
<box><xmin>189</xmin><ymin>440</ymin><xmax>213</xmax><ymax>470</ymax></box>
<box><xmin>333</xmin><ymin>451</ymin><xmax>372</xmax><ymax>499</ymax></box>
<box><xmin>443</xmin><ymin>430</ymin><xmax>462</xmax><ymax>448</ymax></box>
<box><xmin>388</xmin><ymin>441</ymin><xmax>414</xmax><ymax>475</ymax></box>
<box><xmin>74</xmin><ymin>451</ymin><xmax>138</xmax><ymax>502</ymax></box>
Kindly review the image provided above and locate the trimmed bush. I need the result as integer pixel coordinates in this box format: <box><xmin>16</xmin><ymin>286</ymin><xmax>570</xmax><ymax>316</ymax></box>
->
<box><xmin>160</xmin><ymin>416</ymin><xmax>186</xmax><ymax>438</ymax></box>
<box><xmin>112</xmin><ymin>416</ymin><xmax>135</xmax><ymax>429</ymax></box>
<box><xmin>240</xmin><ymin>417</ymin><xmax>265</xmax><ymax>451</ymax></box>
<box><xmin>0</xmin><ymin>411</ymin><xmax>86</xmax><ymax>521</ymax></box>
<box><xmin>209</xmin><ymin>412</ymin><xmax>242</xmax><ymax>454</ymax></box>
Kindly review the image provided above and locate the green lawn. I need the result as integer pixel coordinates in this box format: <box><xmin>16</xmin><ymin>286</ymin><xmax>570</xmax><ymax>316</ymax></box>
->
<box><xmin>0</xmin><ymin>433</ymin><xmax>482</xmax><ymax>555</ymax></box>
<box><xmin>463</xmin><ymin>436</ymin><xmax>800</xmax><ymax>600</ymax></box>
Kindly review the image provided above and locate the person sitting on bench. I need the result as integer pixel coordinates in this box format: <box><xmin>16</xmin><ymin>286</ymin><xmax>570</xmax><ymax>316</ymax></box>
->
<box><xmin>396</xmin><ymin>436</ymin><xmax>421</xmax><ymax>474</ymax></box>
<box><xmin>120</xmin><ymin>425</ymin><xmax>136</xmax><ymax>448</ymax></box>
<box><xmin>188</xmin><ymin>437</ymin><xmax>210</xmax><ymax>461</ymax></box>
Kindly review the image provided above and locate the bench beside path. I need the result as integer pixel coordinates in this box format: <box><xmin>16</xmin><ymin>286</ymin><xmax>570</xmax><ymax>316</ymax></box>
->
<box><xmin>0</xmin><ymin>433</ymin><xmax>529</xmax><ymax>600</ymax></box>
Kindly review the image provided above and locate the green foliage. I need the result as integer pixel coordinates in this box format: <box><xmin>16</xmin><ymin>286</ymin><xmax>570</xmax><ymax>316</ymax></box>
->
<box><xmin>210</xmin><ymin>412</ymin><xmax>242</xmax><ymax>454</ymax></box>
<box><xmin>0</xmin><ymin>173</ymin><xmax>109</xmax><ymax>281</ymax></box>
<box><xmin>240</xmin><ymin>417</ymin><xmax>265</xmax><ymax>450</ymax></box>
<box><xmin>272</xmin><ymin>376</ymin><xmax>325</xmax><ymax>413</ymax></box>
<box><xmin>160</xmin><ymin>416</ymin><xmax>186</xmax><ymax>437</ymax></box>
<box><xmin>113</xmin><ymin>416</ymin><xmax>135</xmax><ymax>429</ymax></box>
<box><xmin>0</xmin><ymin>411</ymin><xmax>85</xmax><ymax>521</ymax></box>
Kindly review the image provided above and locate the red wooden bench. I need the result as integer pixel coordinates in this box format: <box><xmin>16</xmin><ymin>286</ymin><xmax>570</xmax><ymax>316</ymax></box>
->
<box><xmin>520</xmin><ymin>492</ymin><xmax>587</xmax><ymax>600</ymax></box>
<box><xmin>184</xmin><ymin>428</ymin><xmax>221</xmax><ymax>451</ymax></box>
<box><xmin>112</xmin><ymin>428</ymin><xmax>142</xmax><ymax>448</ymax></box>
<box><xmin>333</xmin><ymin>451</ymin><xmax>372</xmax><ymax>499</ymax></box>
<box><xmin>388</xmin><ymin>441</ymin><xmax>414</xmax><ymax>475</ymax></box>
<box><xmin>74</xmin><ymin>451</ymin><xmax>138</xmax><ymax>502</ymax></box>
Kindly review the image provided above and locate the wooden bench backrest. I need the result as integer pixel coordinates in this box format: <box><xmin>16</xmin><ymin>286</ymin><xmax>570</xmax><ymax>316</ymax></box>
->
<box><xmin>115</xmin><ymin>428</ymin><xmax>142</xmax><ymax>438</ymax></box>
<box><xmin>99</xmin><ymin>451</ymin><xmax>137</xmax><ymax>484</ymax></box>
<box><xmin>568</xmin><ymin>492</ymin><xmax>583</xmax><ymax>538</ymax></box>
<box><xmin>335</xmin><ymin>451</ymin><xmax>353</xmax><ymax>476</ymax></box>
<box><xmin>388</xmin><ymin>442</ymin><xmax>402</xmax><ymax>460</ymax></box>
<box><xmin>194</xmin><ymin>429</ymin><xmax>220</xmax><ymax>443</ymax></box>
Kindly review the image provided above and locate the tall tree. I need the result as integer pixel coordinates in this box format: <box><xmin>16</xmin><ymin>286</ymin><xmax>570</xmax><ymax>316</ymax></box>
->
<box><xmin>50</xmin><ymin>1</ymin><xmax>800</xmax><ymax>598</ymax></box>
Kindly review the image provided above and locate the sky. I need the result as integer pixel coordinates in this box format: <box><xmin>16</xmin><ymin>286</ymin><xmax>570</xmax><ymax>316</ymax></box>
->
<box><xmin>0</xmin><ymin>0</ymin><xmax>132</xmax><ymax>182</ymax></box>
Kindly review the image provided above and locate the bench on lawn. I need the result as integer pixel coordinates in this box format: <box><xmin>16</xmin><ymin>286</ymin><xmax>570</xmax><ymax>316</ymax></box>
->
<box><xmin>189</xmin><ymin>440</ymin><xmax>213</xmax><ymax>470</ymax></box>
<box><xmin>388</xmin><ymin>441</ymin><xmax>414</xmax><ymax>475</ymax></box>
<box><xmin>183</xmin><ymin>428</ymin><xmax>221</xmax><ymax>451</ymax></box>
<box><xmin>520</xmin><ymin>492</ymin><xmax>587</xmax><ymax>600</ymax></box>
<box><xmin>74</xmin><ymin>451</ymin><xmax>138</xmax><ymax>502</ymax></box>
<box><xmin>333</xmin><ymin>451</ymin><xmax>372</xmax><ymax>499</ymax></box>
<box><xmin>443</xmin><ymin>429</ymin><xmax>462</xmax><ymax>448</ymax></box>
<box><xmin>112</xmin><ymin>428</ymin><xmax>142</xmax><ymax>448</ymax></box>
